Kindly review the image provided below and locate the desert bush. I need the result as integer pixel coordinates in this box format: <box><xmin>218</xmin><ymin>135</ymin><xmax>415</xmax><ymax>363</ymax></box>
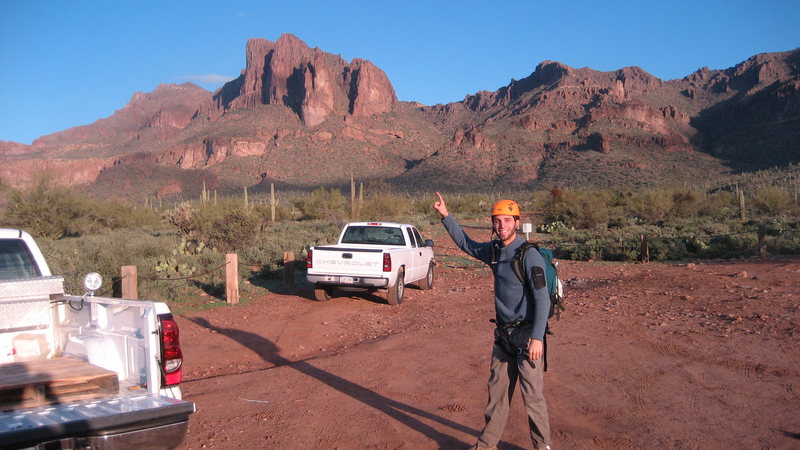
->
<box><xmin>670</xmin><ymin>189</ymin><xmax>702</xmax><ymax>218</ymax></box>
<box><xmin>193</xmin><ymin>206</ymin><xmax>261</xmax><ymax>252</ymax></box>
<box><xmin>704</xmin><ymin>233</ymin><xmax>758</xmax><ymax>258</ymax></box>
<box><xmin>437</xmin><ymin>193</ymin><xmax>492</xmax><ymax>219</ymax></box>
<box><xmin>161</xmin><ymin>202</ymin><xmax>196</xmax><ymax>236</ymax></box>
<box><xmin>751</xmin><ymin>186</ymin><xmax>793</xmax><ymax>215</ymax></box>
<box><xmin>361</xmin><ymin>190</ymin><xmax>411</xmax><ymax>220</ymax></box>
<box><xmin>237</xmin><ymin>220</ymin><xmax>343</xmax><ymax>278</ymax></box>
<box><xmin>37</xmin><ymin>228</ymin><xmax>177</xmax><ymax>294</ymax></box>
<box><xmin>3</xmin><ymin>179</ymin><xmax>93</xmax><ymax>238</ymax></box>
<box><xmin>3</xmin><ymin>178</ymin><xmax>159</xmax><ymax>238</ymax></box>
<box><xmin>545</xmin><ymin>189</ymin><xmax>610</xmax><ymax>229</ymax></box>
<box><xmin>626</xmin><ymin>189</ymin><xmax>674</xmax><ymax>225</ymax></box>
<box><xmin>292</xmin><ymin>187</ymin><xmax>347</xmax><ymax>221</ymax></box>
<box><xmin>696</xmin><ymin>191</ymin><xmax>737</xmax><ymax>219</ymax></box>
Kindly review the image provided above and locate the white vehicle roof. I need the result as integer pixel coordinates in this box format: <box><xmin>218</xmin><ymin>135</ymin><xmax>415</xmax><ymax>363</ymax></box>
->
<box><xmin>345</xmin><ymin>222</ymin><xmax>414</xmax><ymax>228</ymax></box>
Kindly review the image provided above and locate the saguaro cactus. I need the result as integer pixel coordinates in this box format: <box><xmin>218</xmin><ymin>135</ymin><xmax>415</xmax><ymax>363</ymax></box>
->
<box><xmin>271</xmin><ymin>182</ymin><xmax>277</xmax><ymax>223</ymax></box>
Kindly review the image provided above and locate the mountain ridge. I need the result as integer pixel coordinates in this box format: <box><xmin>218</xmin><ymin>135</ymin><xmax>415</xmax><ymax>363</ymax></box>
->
<box><xmin>1</xmin><ymin>35</ymin><xmax>797</xmax><ymax>199</ymax></box>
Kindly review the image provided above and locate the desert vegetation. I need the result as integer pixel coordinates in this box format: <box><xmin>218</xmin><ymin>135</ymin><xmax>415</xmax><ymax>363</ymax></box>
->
<box><xmin>1</xmin><ymin>168</ymin><xmax>798</xmax><ymax>309</ymax></box>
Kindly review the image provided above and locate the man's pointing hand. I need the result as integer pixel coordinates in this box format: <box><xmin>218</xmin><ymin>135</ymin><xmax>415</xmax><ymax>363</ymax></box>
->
<box><xmin>433</xmin><ymin>191</ymin><xmax>449</xmax><ymax>218</ymax></box>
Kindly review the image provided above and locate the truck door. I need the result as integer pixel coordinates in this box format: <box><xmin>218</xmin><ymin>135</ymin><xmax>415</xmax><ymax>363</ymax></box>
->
<box><xmin>404</xmin><ymin>227</ymin><xmax>422</xmax><ymax>281</ymax></box>
<box><xmin>412</xmin><ymin>227</ymin><xmax>430</xmax><ymax>279</ymax></box>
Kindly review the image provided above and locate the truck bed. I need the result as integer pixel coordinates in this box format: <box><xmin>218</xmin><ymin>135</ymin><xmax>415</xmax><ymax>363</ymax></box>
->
<box><xmin>0</xmin><ymin>357</ymin><xmax>119</xmax><ymax>411</ymax></box>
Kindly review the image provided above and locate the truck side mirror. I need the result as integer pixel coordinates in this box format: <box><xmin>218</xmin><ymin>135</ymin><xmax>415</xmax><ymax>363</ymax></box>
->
<box><xmin>425</xmin><ymin>239</ymin><xmax>434</xmax><ymax>247</ymax></box>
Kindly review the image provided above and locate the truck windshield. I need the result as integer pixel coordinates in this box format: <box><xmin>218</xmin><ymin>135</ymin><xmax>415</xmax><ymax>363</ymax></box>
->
<box><xmin>0</xmin><ymin>239</ymin><xmax>42</xmax><ymax>280</ymax></box>
<box><xmin>341</xmin><ymin>226</ymin><xmax>406</xmax><ymax>246</ymax></box>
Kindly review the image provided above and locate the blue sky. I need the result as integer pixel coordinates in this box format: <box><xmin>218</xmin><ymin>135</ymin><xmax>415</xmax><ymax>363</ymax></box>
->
<box><xmin>1</xmin><ymin>0</ymin><xmax>798</xmax><ymax>145</ymax></box>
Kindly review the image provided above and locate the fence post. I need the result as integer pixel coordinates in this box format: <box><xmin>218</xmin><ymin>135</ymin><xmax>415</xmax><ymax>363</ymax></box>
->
<box><xmin>757</xmin><ymin>225</ymin><xmax>767</xmax><ymax>257</ymax></box>
<box><xmin>640</xmin><ymin>234</ymin><xmax>650</xmax><ymax>263</ymax></box>
<box><xmin>121</xmin><ymin>266</ymin><xmax>138</xmax><ymax>299</ymax></box>
<box><xmin>226</xmin><ymin>254</ymin><xmax>239</xmax><ymax>304</ymax></box>
<box><xmin>283</xmin><ymin>251</ymin><xmax>295</xmax><ymax>288</ymax></box>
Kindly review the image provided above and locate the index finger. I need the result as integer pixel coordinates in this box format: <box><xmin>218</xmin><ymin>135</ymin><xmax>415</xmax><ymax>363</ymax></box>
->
<box><xmin>435</xmin><ymin>191</ymin><xmax>444</xmax><ymax>203</ymax></box>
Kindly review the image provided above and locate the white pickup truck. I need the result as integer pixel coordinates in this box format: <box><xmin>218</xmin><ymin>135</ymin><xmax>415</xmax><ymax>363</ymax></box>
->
<box><xmin>0</xmin><ymin>228</ymin><xmax>195</xmax><ymax>449</ymax></box>
<box><xmin>306</xmin><ymin>222</ymin><xmax>435</xmax><ymax>305</ymax></box>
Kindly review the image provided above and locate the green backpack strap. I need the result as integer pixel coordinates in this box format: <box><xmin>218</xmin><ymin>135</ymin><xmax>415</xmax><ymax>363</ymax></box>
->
<box><xmin>510</xmin><ymin>242</ymin><xmax>536</xmax><ymax>284</ymax></box>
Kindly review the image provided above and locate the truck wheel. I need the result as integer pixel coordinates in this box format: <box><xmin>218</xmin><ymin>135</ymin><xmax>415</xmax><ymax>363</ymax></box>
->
<box><xmin>419</xmin><ymin>262</ymin><xmax>435</xmax><ymax>290</ymax></box>
<box><xmin>314</xmin><ymin>284</ymin><xmax>334</xmax><ymax>302</ymax></box>
<box><xmin>387</xmin><ymin>268</ymin><xmax>405</xmax><ymax>305</ymax></box>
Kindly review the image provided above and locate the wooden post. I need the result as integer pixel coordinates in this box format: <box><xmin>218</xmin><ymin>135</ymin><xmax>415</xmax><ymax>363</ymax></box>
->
<box><xmin>226</xmin><ymin>254</ymin><xmax>239</xmax><ymax>304</ymax></box>
<box><xmin>283</xmin><ymin>251</ymin><xmax>295</xmax><ymax>288</ymax></box>
<box><xmin>121</xmin><ymin>266</ymin><xmax>138</xmax><ymax>299</ymax></box>
<box><xmin>640</xmin><ymin>234</ymin><xmax>650</xmax><ymax>263</ymax></box>
<box><xmin>757</xmin><ymin>225</ymin><xmax>767</xmax><ymax>257</ymax></box>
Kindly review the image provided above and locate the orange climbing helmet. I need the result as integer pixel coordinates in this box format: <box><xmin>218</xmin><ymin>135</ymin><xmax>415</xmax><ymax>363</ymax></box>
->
<box><xmin>491</xmin><ymin>199</ymin><xmax>520</xmax><ymax>217</ymax></box>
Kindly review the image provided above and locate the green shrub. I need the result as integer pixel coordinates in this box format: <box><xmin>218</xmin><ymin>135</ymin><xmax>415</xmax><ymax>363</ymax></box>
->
<box><xmin>704</xmin><ymin>233</ymin><xmax>758</xmax><ymax>258</ymax></box>
<box><xmin>626</xmin><ymin>189</ymin><xmax>674</xmax><ymax>225</ymax></box>
<box><xmin>3</xmin><ymin>178</ymin><xmax>160</xmax><ymax>239</ymax></box>
<box><xmin>361</xmin><ymin>191</ymin><xmax>411</xmax><ymax>220</ymax></box>
<box><xmin>697</xmin><ymin>191</ymin><xmax>737</xmax><ymax>219</ymax></box>
<box><xmin>194</xmin><ymin>207</ymin><xmax>260</xmax><ymax>252</ymax></box>
<box><xmin>3</xmin><ymin>179</ymin><xmax>93</xmax><ymax>238</ymax></box>
<box><xmin>37</xmin><ymin>228</ymin><xmax>177</xmax><ymax>294</ymax></box>
<box><xmin>670</xmin><ymin>189</ymin><xmax>701</xmax><ymax>218</ymax></box>
<box><xmin>292</xmin><ymin>187</ymin><xmax>347</xmax><ymax>221</ymax></box>
<box><xmin>161</xmin><ymin>202</ymin><xmax>196</xmax><ymax>236</ymax></box>
<box><xmin>546</xmin><ymin>189</ymin><xmax>609</xmax><ymax>229</ymax></box>
<box><xmin>752</xmin><ymin>186</ymin><xmax>793</xmax><ymax>215</ymax></box>
<box><xmin>237</xmin><ymin>220</ymin><xmax>343</xmax><ymax>278</ymax></box>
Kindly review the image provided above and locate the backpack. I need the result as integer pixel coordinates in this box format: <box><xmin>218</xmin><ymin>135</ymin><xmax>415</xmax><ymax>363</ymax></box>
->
<box><xmin>511</xmin><ymin>242</ymin><xmax>565</xmax><ymax>320</ymax></box>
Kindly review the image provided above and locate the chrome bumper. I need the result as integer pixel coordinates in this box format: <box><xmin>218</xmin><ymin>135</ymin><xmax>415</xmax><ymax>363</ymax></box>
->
<box><xmin>307</xmin><ymin>274</ymin><xmax>389</xmax><ymax>288</ymax></box>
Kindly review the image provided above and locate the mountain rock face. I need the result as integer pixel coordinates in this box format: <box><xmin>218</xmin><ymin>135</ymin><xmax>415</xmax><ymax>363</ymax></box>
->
<box><xmin>210</xmin><ymin>34</ymin><xmax>397</xmax><ymax>126</ymax></box>
<box><xmin>0</xmin><ymin>36</ymin><xmax>797</xmax><ymax>199</ymax></box>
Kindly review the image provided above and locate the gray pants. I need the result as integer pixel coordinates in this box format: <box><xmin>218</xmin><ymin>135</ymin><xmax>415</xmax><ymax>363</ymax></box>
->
<box><xmin>477</xmin><ymin>325</ymin><xmax>550</xmax><ymax>449</ymax></box>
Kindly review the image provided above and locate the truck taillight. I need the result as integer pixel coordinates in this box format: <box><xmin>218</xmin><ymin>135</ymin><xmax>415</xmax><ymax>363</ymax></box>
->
<box><xmin>159</xmin><ymin>314</ymin><xmax>183</xmax><ymax>387</ymax></box>
<box><xmin>383</xmin><ymin>252</ymin><xmax>391</xmax><ymax>272</ymax></box>
<box><xmin>306</xmin><ymin>249</ymin><xmax>313</xmax><ymax>268</ymax></box>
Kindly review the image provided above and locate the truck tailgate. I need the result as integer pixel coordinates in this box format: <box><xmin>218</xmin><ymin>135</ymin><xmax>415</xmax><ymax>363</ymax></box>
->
<box><xmin>0</xmin><ymin>394</ymin><xmax>195</xmax><ymax>448</ymax></box>
<box><xmin>311</xmin><ymin>246</ymin><xmax>385</xmax><ymax>276</ymax></box>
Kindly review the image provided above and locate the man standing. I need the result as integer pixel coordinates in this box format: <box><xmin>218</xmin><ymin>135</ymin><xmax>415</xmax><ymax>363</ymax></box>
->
<box><xmin>433</xmin><ymin>192</ymin><xmax>551</xmax><ymax>450</ymax></box>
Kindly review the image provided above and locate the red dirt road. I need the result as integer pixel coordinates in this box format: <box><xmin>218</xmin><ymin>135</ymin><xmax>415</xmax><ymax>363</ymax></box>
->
<box><xmin>176</xmin><ymin>233</ymin><xmax>800</xmax><ymax>449</ymax></box>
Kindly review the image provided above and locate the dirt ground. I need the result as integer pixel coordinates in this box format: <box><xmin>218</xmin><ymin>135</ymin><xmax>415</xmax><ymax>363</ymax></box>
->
<box><xmin>175</xmin><ymin>226</ymin><xmax>800</xmax><ymax>449</ymax></box>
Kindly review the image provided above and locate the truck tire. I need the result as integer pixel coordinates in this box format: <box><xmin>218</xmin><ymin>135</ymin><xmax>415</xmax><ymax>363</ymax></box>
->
<box><xmin>419</xmin><ymin>262</ymin><xmax>435</xmax><ymax>290</ymax></box>
<box><xmin>386</xmin><ymin>268</ymin><xmax>405</xmax><ymax>305</ymax></box>
<box><xmin>314</xmin><ymin>284</ymin><xmax>334</xmax><ymax>302</ymax></box>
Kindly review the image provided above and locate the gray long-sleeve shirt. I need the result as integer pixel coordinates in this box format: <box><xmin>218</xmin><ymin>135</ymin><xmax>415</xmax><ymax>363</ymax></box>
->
<box><xmin>442</xmin><ymin>215</ymin><xmax>550</xmax><ymax>341</ymax></box>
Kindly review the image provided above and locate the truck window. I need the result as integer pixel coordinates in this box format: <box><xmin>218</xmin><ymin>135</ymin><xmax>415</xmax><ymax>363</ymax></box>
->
<box><xmin>412</xmin><ymin>228</ymin><xmax>425</xmax><ymax>247</ymax></box>
<box><xmin>405</xmin><ymin>228</ymin><xmax>417</xmax><ymax>248</ymax></box>
<box><xmin>0</xmin><ymin>239</ymin><xmax>42</xmax><ymax>280</ymax></box>
<box><xmin>341</xmin><ymin>226</ymin><xmax>406</xmax><ymax>246</ymax></box>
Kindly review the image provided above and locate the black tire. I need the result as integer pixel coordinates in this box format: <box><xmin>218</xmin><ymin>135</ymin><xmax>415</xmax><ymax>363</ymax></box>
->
<box><xmin>419</xmin><ymin>262</ymin><xmax>435</xmax><ymax>290</ymax></box>
<box><xmin>314</xmin><ymin>284</ymin><xmax>334</xmax><ymax>302</ymax></box>
<box><xmin>386</xmin><ymin>268</ymin><xmax>405</xmax><ymax>305</ymax></box>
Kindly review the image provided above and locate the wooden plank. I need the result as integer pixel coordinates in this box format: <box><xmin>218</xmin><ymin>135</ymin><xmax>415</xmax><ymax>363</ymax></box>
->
<box><xmin>0</xmin><ymin>357</ymin><xmax>119</xmax><ymax>410</ymax></box>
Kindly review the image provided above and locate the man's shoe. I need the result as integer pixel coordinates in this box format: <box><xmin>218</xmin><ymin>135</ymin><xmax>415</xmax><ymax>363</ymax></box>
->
<box><xmin>468</xmin><ymin>445</ymin><xmax>497</xmax><ymax>450</ymax></box>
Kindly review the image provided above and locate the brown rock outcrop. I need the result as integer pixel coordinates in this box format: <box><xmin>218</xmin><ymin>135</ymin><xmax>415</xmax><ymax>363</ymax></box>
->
<box><xmin>211</xmin><ymin>34</ymin><xmax>397</xmax><ymax>126</ymax></box>
<box><xmin>0</xmin><ymin>140</ymin><xmax>29</xmax><ymax>155</ymax></box>
<box><xmin>159</xmin><ymin>137</ymin><xmax>268</xmax><ymax>169</ymax></box>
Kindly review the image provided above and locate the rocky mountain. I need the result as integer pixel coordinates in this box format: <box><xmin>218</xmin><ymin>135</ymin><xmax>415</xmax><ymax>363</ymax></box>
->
<box><xmin>1</xmin><ymin>34</ymin><xmax>797</xmax><ymax>199</ymax></box>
